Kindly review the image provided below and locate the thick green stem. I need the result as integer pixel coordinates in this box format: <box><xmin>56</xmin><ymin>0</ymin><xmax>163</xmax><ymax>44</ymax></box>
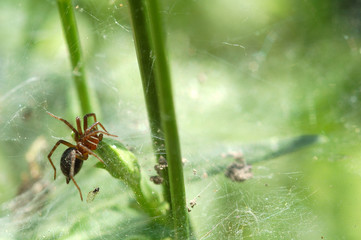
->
<box><xmin>127</xmin><ymin>0</ymin><xmax>172</xmax><ymax>211</ymax></box>
<box><xmin>146</xmin><ymin>1</ymin><xmax>190</xmax><ymax>239</ymax></box>
<box><xmin>57</xmin><ymin>0</ymin><xmax>92</xmax><ymax>114</ymax></box>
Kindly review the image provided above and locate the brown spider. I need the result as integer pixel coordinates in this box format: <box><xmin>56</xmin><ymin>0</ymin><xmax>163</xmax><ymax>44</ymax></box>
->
<box><xmin>47</xmin><ymin>112</ymin><xmax>117</xmax><ymax>201</ymax></box>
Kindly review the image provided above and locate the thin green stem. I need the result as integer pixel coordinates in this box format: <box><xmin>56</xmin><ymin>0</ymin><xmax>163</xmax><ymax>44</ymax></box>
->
<box><xmin>57</xmin><ymin>0</ymin><xmax>92</xmax><ymax>114</ymax></box>
<box><xmin>127</xmin><ymin>0</ymin><xmax>172</xmax><ymax>211</ymax></box>
<box><xmin>146</xmin><ymin>1</ymin><xmax>190</xmax><ymax>239</ymax></box>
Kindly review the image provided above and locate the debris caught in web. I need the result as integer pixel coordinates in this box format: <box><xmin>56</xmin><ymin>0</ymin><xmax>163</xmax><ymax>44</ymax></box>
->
<box><xmin>150</xmin><ymin>156</ymin><xmax>168</xmax><ymax>185</ymax></box>
<box><xmin>150</xmin><ymin>175</ymin><xmax>164</xmax><ymax>185</ymax></box>
<box><xmin>86</xmin><ymin>187</ymin><xmax>100</xmax><ymax>203</ymax></box>
<box><xmin>224</xmin><ymin>151</ymin><xmax>253</xmax><ymax>182</ymax></box>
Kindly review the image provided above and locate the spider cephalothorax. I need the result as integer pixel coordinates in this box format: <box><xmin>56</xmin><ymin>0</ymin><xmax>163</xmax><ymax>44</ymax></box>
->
<box><xmin>47</xmin><ymin>112</ymin><xmax>117</xmax><ymax>201</ymax></box>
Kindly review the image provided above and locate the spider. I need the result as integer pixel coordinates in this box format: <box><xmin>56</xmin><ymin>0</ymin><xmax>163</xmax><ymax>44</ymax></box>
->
<box><xmin>47</xmin><ymin>112</ymin><xmax>117</xmax><ymax>201</ymax></box>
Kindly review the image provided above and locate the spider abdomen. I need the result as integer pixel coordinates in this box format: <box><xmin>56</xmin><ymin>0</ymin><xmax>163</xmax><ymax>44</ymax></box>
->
<box><xmin>60</xmin><ymin>147</ymin><xmax>84</xmax><ymax>184</ymax></box>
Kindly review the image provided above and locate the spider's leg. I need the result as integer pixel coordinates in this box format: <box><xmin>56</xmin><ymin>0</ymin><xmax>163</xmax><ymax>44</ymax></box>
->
<box><xmin>83</xmin><ymin>113</ymin><xmax>97</xmax><ymax>131</ymax></box>
<box><xmin>78</xmin><ymin>143</ymin><xmax>105</xmax><ymax>163</ymax></box>
<box><xmin>86</xmin><ymin>130</ymin><xmax>118</xmax><ymax>138</ymax></box>
<box><xmin>76</xmin><ymin>117</ymin><xmax>83</xmax><ymax>135</ymax></box>
<box><xmin>69</xmin><ymin>148</ymin><xmax>77</xmax><ymax>179</ymax></box>
<box><xmin>70</xmin><ymin>176</ymin><xmax>83</xmax><ymax>201</ymax></box>
<box><xmin>67</xmin><ymin>149</ymin><xmax>83</xmax><ymax>201</ymax></box>
<box><xmin>47</xmin><ymin>111</ymin><xmax>80</xmax><ymax>138</ymax></box>
<box><xmin>75</xmin><ymin>151</ymin><xmax>88</xmax><ymax>161</ymax></box>
<box><xmin>85</xmin><ymin>122</ymin><xmax>118</xmax><ymax>137</ymax></box>
<box><xmin>47</xmin><ymin>140</ymin><xmax>76</xmax><ymax>180</ymax></box>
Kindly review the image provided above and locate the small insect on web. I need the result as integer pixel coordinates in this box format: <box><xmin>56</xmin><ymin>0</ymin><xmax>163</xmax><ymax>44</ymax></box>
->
<box><xmin>87</xmin><ymin>187</ymin><xmax>100</xmax><ymax>203</ymax></box>
<box><xmin>47</xmin><ymin>112</ymin><xmax>117</xmax><ymax>201</ymax></box>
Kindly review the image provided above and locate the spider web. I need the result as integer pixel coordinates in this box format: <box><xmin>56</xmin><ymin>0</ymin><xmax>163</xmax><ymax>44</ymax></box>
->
<box><xmin>1</xmin><ymin>0</ymin><xmax>360</xmax><ymax>239</ymax></box>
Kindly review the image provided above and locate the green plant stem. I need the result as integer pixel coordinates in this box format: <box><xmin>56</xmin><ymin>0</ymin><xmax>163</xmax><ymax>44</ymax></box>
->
<box><xmin>127</xmin><ymin>0</ymin><xmax>172</xmax><ymax>211</ymax></box>
<box><xmin>57</xmin><ymin>0</ymin><xmax>92</xmax><ymax>114</ymax></box>
<box><xmin>146</xmin><ymin>0</ymin><xmax>190</xmax><ymax>239</ymax></box>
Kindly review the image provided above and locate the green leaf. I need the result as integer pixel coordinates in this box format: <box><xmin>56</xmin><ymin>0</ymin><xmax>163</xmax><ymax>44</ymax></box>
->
<box><xmin>95</xmin><ymin>138</ymin><xmax>140</xmax><ymax>186</ymax></box>
<box><xmin>95</xmin><ymin>138</ymin><xmax>166</xmax><ymax>219</ymax></box>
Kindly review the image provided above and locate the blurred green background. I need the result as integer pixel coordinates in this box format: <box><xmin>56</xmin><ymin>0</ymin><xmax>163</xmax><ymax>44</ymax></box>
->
<box><xmin>1</xmin><ymin>0</ymin><xmax>361</xmax><ymax>239</ymax></box>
